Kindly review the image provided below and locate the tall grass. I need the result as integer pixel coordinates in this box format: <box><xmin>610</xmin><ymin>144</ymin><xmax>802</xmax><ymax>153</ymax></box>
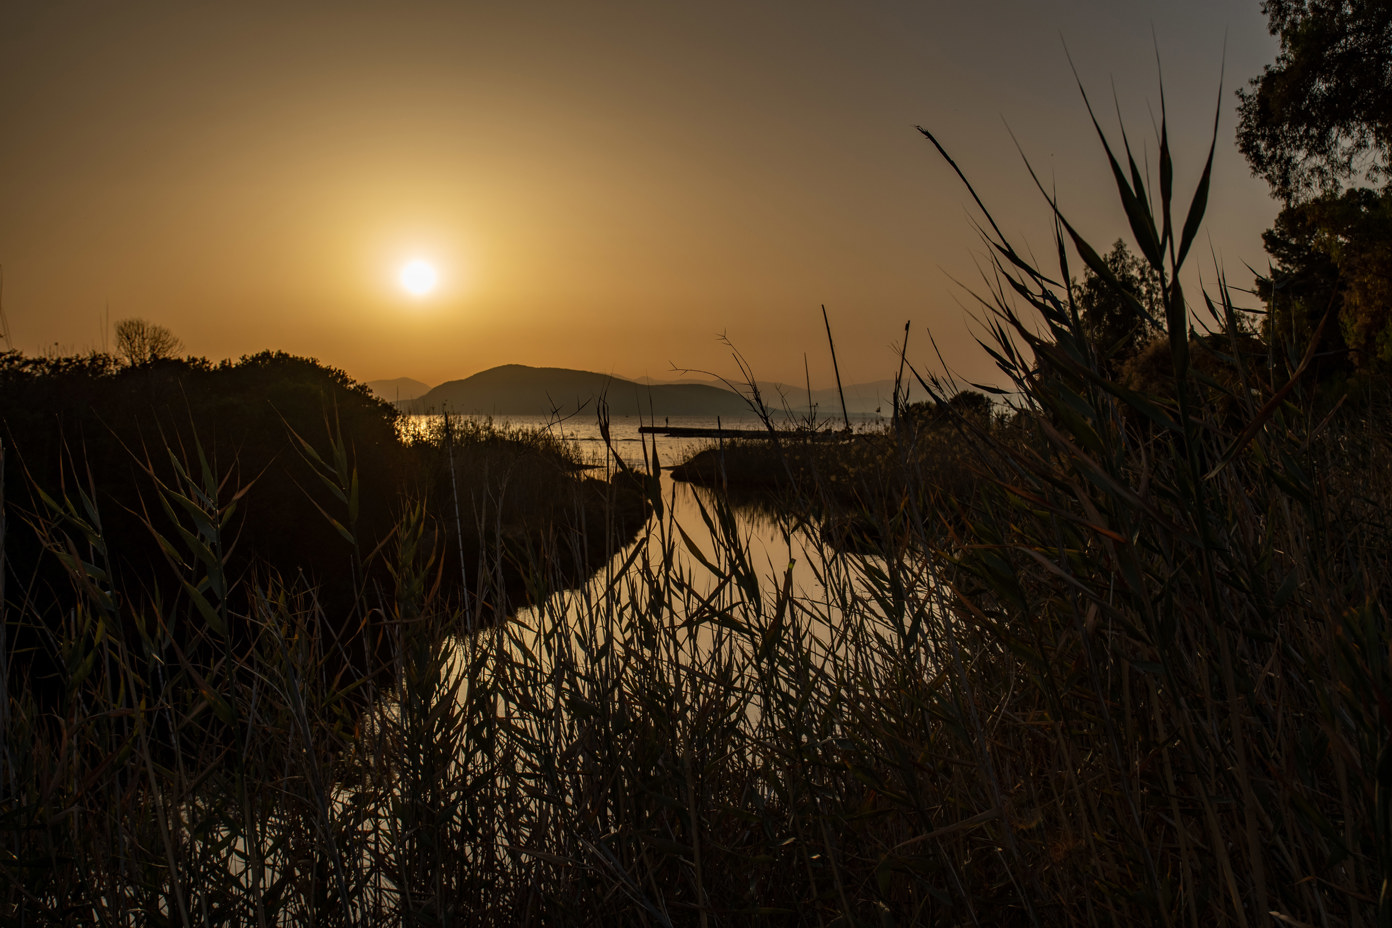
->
<box><xmin>3</xmin><ymin>96</ymin><xmax>1389</xmax><ymax>926</ymax></box>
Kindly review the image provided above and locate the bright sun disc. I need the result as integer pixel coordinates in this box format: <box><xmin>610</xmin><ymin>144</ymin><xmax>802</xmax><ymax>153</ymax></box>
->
<box><xmin>400</xmin><ymin>259</ymin><xmax>438</xmax><ymax>296</ymax></box>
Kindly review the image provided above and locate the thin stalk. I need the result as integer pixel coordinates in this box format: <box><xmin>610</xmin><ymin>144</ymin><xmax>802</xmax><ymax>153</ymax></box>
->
<box><xmin>446</xmin><ymin>413</ymin><xmax>471</xmax><ymax>631</ymax></box>
<box><xmin>822</xmin><ymin>305</ymin><xmax>851</xmax><ymax>432</ymax></box>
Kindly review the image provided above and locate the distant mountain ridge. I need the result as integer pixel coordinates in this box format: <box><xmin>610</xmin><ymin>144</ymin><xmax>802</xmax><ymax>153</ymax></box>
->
<box><xmin>404</xmin><ymin>364</ymin><xmax>756</xmax><ymax>418</ymax></box>
<box><xmin>732</xmin><ymin>379</ymin><xmax>926</xmax><ymax>417</ymax></box>
<box><xmin>392</xmin><ymin>366</ymin><xmax>928</xmax><ymax>419</ymax></box>
<box><xmin>367</xmin><ymin>377</ymin><xmax>432</xmax><ymax>402</ymax></box>
<box><xmin>627</xmin><ymin>376</ymin><xmax>927</xmax><ymax>417</ymax></box>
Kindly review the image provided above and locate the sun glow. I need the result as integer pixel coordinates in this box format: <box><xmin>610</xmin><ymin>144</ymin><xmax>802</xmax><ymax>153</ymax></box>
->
<box><xmin>399</xmin><ymin>259</ymin><xmax>438</xmax><ymax>297</ymax></box>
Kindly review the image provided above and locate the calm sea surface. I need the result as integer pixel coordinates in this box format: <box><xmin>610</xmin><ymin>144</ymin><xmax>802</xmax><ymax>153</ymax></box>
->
<box><xmin>403</xmin><ymin>411</ymin><xmax>887</xmax><ymax>469</ymax></box>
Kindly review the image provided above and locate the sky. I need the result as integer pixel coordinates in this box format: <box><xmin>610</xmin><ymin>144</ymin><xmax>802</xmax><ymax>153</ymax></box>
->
<box><xmin>0</xmin><ymin>1</ymin><xmax>1280</xmax><ymax>390</ymax></box>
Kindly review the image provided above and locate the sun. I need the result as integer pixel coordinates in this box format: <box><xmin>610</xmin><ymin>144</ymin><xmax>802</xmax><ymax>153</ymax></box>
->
<box><xmin>399</xmin><ymin>259</ymin><xmax>438</xmax><ymax>297</ymax></box>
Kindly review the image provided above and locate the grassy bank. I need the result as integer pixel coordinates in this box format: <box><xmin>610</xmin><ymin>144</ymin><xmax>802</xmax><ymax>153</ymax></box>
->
<box><xmin>4</xmin><ymin>118</ymin><xmax>1389</xmax><ymax>926</ymax></box>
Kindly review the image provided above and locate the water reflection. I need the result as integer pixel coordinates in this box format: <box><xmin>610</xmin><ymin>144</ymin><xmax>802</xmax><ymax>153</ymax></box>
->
<box><xmin>509</xmin><ymin>464</ymin><xmax>872</xmax><ymax>660</ymax></box>
<box><xmin>424</xmin><ymin>411</ymin><xmax>913</xmax><ymax>720</ymax></box>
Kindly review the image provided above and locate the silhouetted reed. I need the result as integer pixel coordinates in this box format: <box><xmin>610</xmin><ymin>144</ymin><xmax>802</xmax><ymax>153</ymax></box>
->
<box><xmin>3</xmin><ymin>90</ymin><xmax>1387</xmax><ymax>927</ymax></box>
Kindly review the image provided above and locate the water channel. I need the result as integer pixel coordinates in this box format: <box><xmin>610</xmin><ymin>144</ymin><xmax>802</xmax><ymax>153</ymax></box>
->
<box><xmin>406</xmin><ymin>412</ymin><xmax>892</xmax><ymax>641</ymax></box>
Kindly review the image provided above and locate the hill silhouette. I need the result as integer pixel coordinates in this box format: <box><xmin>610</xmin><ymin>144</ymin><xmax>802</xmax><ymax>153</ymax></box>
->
<box><xmin>407</xmin><ymin>364</ymin><xmax>755</xmax><ymax>418</ymax></box>
<box><xmin>625</xmin><ymin>373</ymin><xmax>929</xmax><ymax>416</ymax></box>
<box><xmin>367</xmin><ymin>376</ymin><xmax>432</xmax><ymax>402</ymax></box>
<box><xmin>726</xmin><ymin>378</ymin><xmax>927</xmax><ymax>417</ymax></box>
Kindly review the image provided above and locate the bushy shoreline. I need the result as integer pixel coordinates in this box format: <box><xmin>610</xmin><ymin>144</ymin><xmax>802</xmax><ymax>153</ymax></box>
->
<box><xmin>0</xmin><ymin>350</ymin><xmax>649</xmax><ymax>711</ymax></box>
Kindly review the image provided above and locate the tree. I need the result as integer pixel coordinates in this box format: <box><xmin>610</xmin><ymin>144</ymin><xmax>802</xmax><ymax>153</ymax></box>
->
<box><xmin>1070</xmin><ymin>240</ymin><xmax>1163</xmax><ymax>376</ymax></box>
<box><xmin>114</xmin><ymin>318</ymin><xmax>182</xmax><ymax>366</ymax></box>
<box><xmin>1239</xmin><ymin>3</ymin><xmax>1392</xmax><ymax>378</ymax></box>
<box><xmin>1257</xmin><ymin>186</ymin><xmax>1392</xmax><ymax>371</ymax></box>
<box><xmin>1237</xmin><ymin>0</ymin><xmax>1392</xmax><ymax>202</ymax></box>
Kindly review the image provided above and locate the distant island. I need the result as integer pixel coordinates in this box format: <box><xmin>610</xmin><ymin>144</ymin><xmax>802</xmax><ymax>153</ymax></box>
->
<box><xmin>377</xmin><ymin>364</ymin><xmax>922</xmax><ymax>418</ymax></box>
<box><xmin>365</xmin><ymin>376</ymin><xmax>433</xmax><ymax>402</ymax></box>
<box><xmin>398</xmin><ymin>364</ymin><xmax>751</xmax><ymax>418</ymax></box>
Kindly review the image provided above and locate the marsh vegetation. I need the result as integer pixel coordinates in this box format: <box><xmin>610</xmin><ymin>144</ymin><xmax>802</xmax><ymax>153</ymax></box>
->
<box><xmin>7</xmin><ymin>28</ymin><xmax>1392</xmax><ymax>924</ymax></box>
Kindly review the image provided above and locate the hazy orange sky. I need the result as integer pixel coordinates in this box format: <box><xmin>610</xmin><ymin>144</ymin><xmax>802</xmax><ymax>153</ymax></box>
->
<box><xmin>1</xmin><ymin>2</ymin><xmax>1278</xmax><ymax>389</ymax></box>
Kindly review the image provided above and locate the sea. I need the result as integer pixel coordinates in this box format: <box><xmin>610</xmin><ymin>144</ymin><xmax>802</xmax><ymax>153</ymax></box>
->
<box><xmin>402</xmin><ymin>411</ymin><xmax>889</xmax><ymax>470</ymax></box>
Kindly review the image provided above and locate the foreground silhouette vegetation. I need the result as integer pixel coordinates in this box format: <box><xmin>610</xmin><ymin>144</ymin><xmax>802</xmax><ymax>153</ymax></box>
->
<box><xmin>4</xmin><ymin>72</ymin><xmax>1392</xmax><ymax>928</ymax></box>
<box><xmin>0</xmin><ymin>349</ymin><xmax>647</xmax><ymax>715</ymax></box>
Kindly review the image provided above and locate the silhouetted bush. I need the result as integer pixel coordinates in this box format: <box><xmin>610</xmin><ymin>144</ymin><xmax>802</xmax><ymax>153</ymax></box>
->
<box><xmin>1</xmin><ymin>349</ymin><xmax>646</xmax><ymax>716</ymax></box>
